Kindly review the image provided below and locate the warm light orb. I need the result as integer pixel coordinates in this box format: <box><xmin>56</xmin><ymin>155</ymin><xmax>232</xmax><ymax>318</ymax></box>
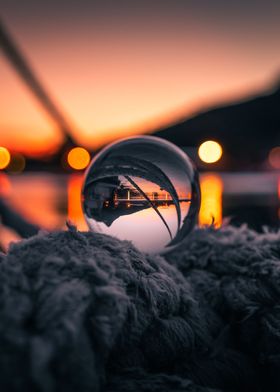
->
<box><xmin>67</xmin><ymin>147</ymin><xmax>90</xmax><ymax>170</ymax></box>
<box><xmin>269</xmin><ymin>147</ymin><xmax>280</xmax><ymax>169</ymax></box>
<box><xmin>198</xmin><ymin>140</ymin><xmax>222</xmax><ymax>163</ymax></box>
<box><xmin>0</xmin><ymin>147</ymin><xmax>11</xmax><ymax>169</ymax></box>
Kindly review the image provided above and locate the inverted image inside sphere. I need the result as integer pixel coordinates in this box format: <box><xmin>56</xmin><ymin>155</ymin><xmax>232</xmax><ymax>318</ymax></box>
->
<box><xmin>82</xmin><ymin>136</ymin><xmax>200</xmax><ymax>254</ymax></box>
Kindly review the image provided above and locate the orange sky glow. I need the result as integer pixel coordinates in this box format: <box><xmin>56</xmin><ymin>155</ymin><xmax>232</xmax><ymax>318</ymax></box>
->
<box><xmin>1</xmin><ymin>1</ymin><xmax>279</xmax><ymax>156</ymax></box>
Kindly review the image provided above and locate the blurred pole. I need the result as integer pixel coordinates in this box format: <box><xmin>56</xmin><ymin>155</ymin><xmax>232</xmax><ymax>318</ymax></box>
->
<box><xmin>0</xmin><ymin>19</ymin><xmax>76</xmax><ymax>146</ymax></box>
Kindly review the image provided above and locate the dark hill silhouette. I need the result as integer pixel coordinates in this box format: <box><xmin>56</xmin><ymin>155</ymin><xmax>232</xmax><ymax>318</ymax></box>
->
<box><xmin>155</xmin><ymin>82</ymin><xmax>280</xmax><ymax>170</ymax></box>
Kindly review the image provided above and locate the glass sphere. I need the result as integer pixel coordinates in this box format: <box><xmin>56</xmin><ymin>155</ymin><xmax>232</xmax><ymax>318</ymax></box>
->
<box><xmin>82</xmin><ymin>136</ymin><xmax>200</xmax><ymax>254</ymax></box>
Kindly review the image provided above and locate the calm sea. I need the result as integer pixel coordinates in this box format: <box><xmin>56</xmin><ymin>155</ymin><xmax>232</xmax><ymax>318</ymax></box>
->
<box><xmin>1</xmin><ymin>172</ymin><xmax>279</xmax><ymax>250</ymax></box>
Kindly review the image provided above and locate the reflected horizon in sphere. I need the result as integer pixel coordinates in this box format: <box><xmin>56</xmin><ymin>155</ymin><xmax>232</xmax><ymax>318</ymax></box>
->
<box><xmin>82</xmin><ymin>136</ymin><xmax>200</xmax><ymax>254</ymax></box>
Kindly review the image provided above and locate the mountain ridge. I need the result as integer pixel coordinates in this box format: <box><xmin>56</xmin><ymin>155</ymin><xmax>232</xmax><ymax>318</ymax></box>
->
<box><xmin>154</xmin><ymin>81</ymin><xmax>280</xmax><ymax>169</ymax></box>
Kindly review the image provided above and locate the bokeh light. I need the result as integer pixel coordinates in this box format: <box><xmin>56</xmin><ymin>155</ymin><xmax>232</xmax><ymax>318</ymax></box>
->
<box><xmin>67</xmin><ymin>147</ymin><xmax>91</xmax><ymax>170</ymax></box>
<box><xmin>198</xmin><ymin>140</ymin><xmax>223</xmax><ymax>163</ymax></box>
<box><xmin>0</xmin><ymin>147</ymin><xmax>11</xmax><ymax>169</ymax></box>
<box><xmin>269</xmin><ymin>147</ymin><xmax>280</xmax><ymax>169</ymax></box>
<box><xmin>199</xmin><ymin>174</ymin><xmax>223</xmax><ymax>227</ymax></box>
<box><xmin>67</xmin><ymin>174</ymin><xmax>87</xmax><ymax>230</ymax></box>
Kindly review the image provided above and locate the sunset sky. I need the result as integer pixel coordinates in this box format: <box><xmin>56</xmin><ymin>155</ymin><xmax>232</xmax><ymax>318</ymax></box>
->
<box><xmin>1</xmin><ymin>0</ymin><xmax>280</xmax><ymax>155</ymax></box>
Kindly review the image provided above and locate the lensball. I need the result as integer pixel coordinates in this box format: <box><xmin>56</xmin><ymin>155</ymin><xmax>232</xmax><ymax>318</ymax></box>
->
<box><xmin>82</xmin><ymin>136</ymin><xmax>200</xmax><ymax>254</ymax></box>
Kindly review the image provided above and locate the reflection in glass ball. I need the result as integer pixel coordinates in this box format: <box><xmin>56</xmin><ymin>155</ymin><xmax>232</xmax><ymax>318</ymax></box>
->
<box><xmin>82</xmin><ymin>136</ymin><xmax>200</xmax><ymax>254</ymax></box>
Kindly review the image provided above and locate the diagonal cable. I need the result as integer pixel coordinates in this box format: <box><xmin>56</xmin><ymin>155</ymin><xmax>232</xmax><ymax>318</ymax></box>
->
<box><xmin>0</xmin><ymin>19</ymin><xmax>76</xmax><ymax>144</ymax></box>
<box><xmin>125</xmin><ymin>175</ymin><xmax>172</xmax><ymax>240</ymax></box>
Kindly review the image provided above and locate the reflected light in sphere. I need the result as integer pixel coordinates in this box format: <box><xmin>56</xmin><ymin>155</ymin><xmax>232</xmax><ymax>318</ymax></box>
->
<box><xmin>198</xmin><ymin>140</ymin><xmax>222</xmax><ymax>163</ymax></box>
<box><xmin>0</xmin><ymin>147</ymin><xmax>11</xmax><ymax>169</ymax></box>
<box><xmin>269</xmin><ymin>147</ymin><xmax>280</xmax><ymax>169</ymax></box>
<box><xmin>67</xmin><ymin>147</ymin><xmax>91</xmax><ymax>170</ymax></box>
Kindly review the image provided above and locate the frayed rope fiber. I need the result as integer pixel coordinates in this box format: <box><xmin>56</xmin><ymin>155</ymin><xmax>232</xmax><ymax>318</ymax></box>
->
<box><xmin>1</xmin><ymin>225</ymin><xmax>280</xmax><ymax>391</ymax></box>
